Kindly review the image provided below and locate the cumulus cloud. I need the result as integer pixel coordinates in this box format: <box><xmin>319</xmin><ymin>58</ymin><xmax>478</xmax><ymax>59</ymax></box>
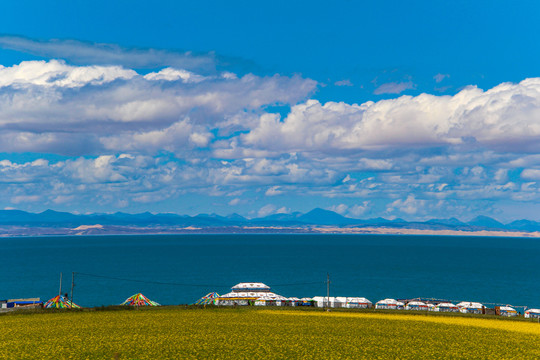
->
<box><xmin>0</xmin><ymin>60</ymin><xmax>316</xmax><ymax>155</ymax></box>
<box><xmin>237</xmin><ymin>79</ymin><xmax>540</xmax><ymax>156</ymax></box>
<box><xmin>521</xmin><ymin>169</ymin><xmax>540</xmax><ymax>180</ymax></box>
<box><xmin>4</xmin><ymin>54</ymin><xmax>540</xmax><ymax>220</ymax></box>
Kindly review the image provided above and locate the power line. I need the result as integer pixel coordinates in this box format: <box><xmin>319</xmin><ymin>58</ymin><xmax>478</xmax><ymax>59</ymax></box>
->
<box><xmin>76</xmin><ymin>272</ymin><xmax>225</xmax><ymax>288</ymax></box>
<box><xmin>75</xmin><ymin>272</ymin><xmax>324</xmax><ymax>289</ymax></box>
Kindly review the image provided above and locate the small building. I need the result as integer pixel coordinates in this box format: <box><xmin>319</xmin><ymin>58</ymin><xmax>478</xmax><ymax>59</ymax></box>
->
<box><xmin>216</xmin><ymin>283</ymin><xmax>285</xmax><ymax>306</ymax></box>
<box><xmin>5</xmin><ymin>298</ymin><xmax>42</xmax><ymax>309</ymax></box>
<box><xmin>406</xmin><ymin>301</ymin><xmax>428</xmax><ymax>311</ymax></box>
<box><xmin>457</xmin><ymin>302</ymin><xmax>484</xmax><ymax>314</ymax></box>
<box><xmin>496</xmin><ymin>306</ymin><xmax>518</xmax><ymax>317</ymax></box>
<box><xmin>433</xmin><ymin>302</ymin><xmax>459</xmax><ymax>312</ymax></box>
<box><xmin>525</xmin><ymin>309</ymin><xmax>540</xmax><ymax>319</ymax></box>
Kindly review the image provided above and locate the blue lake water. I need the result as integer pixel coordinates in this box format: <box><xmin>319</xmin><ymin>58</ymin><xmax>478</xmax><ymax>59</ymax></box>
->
<box><xmin>1</xmin><ymin>234</ymin><xmax>539</xmax><ymax>309</ymax></box>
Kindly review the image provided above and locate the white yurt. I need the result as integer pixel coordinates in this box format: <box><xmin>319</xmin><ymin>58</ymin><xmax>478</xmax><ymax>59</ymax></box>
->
<box><xmin>286</xmin><ymin>297</ymin><xmax>300</xmax><ymax>307</ymax></box>
<box><xmin>254</xmin><ymin>294</ymin><xmax>288</xmax><ymax>306</ymax></box>
<box><xmin>375</xmin><ymin>298</ymin><xmax>399</xmax><ymax>310</ymax></box>
<box><xmin>312</xmin><ymin>296</ymin><xmax>346</xmax><ymax>308</ymax></box>
<box><xmin>427</xmin><ymin>303</ymin><xmax>436</xmax><ymax>311</ymax></box>
<box><xmin>525</xmin><ymin>309</ymin><xmax>540</xmax><ymax>319</ymax></box>
<box><xmin>395</xmin><ymin>301</ymin><xmax>405</xmax><ymax>310</ymax></box>
<box><xmin>345</xmin><ymin>297</ymin><xmax>372</xmax><ymax>309</ymax></box>
<box><xmin>498</xmin><ymin>306</ymin><xmax>518</xmax><ymax>317</ymax></box>
<box><xmin>457</xmin><ymin>302</ymin><xmax>484</xmax><ymax>314</ymax></box>
<box><xmin>406</xmin><ymin>301</ymin><xmax>428</xmax><ymax>311</ymax></box>
<box><xmin>434</xmin><ymin>302</ymin><xmax>459</xmax><ymax>312</ymax></box>
<box><xmin>216</xmin><ymin>283</ymin><xmax>285</xmax><ymax>306</ymax></box>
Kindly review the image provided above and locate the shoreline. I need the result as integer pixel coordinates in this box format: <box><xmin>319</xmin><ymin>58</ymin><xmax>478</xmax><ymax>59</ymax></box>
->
<box><xmin>1</xmin><ymin>225</ymin><xmax>540</xmax><ymax>238</ymax></box>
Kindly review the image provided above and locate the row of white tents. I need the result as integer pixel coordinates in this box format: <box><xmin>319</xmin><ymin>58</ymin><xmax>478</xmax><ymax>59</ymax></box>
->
<box><xmin>209</xmin><ymin>283</ymin><xmax>540</xmax><ymax>318</ymax></box>
<box><xmin>310</xmin><ymin>297</ymin><xmax>540</xmax><ymax>318</ymax></box>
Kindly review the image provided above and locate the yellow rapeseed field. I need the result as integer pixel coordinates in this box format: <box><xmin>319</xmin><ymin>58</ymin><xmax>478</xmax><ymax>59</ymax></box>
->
<box><xmin>1</xmin><ymin>307</ymin><xmax>539</xmax><ymax>359</ymax></box>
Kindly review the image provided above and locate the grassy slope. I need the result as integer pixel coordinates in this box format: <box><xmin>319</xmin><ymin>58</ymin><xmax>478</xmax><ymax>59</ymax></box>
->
<box><xmin>1</xmin><ymin>307</ymin><xmax>539</xmax><ymax>359</ymax></box>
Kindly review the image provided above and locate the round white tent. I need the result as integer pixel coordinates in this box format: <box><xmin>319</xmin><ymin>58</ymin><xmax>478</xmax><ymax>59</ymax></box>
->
<box><xmin>457</xmin><ymin>301</ymin><xmax>484</xmax><ymax>314</ymax></box>
<box><xmin>434</xmin><ymin>302</ymin><xmax>459</xmax><ymax>312</ymax></box>
<box><xmin>525</xmin><ymin>309</ymin><xmax>540</xmax><ymax>319</ymax></box>
<box><xmin>375</xmin><ymin>298</ymin><xmax>399</xmax><ymax>310</ymax></box>
<box><xmin>216</xmin><ymin>282</ymin><xmax>285</xmax><ymax>306</ymax></box>
<box><xmin>406</xmin><ymin>301</ymin><xmax>428</xmax><ymax>311</ymax></box>
<box><xmin>345</xmin><ymin>297</ymin><xmax>372</xmax><ymax>309</ymax></box>
<box><xmin>498</xmin><ymin>306</ymin><xmax>517</xmax><ymax>317</ymax></box>
<box><xmin>254</xmin><ymin>294</ymin><xmax>288</xmax><ymax>307</ymax></box>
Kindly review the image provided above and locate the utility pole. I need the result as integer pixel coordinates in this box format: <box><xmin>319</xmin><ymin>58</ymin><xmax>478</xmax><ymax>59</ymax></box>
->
<box><xmin>59</xmin><ymin>272</ymin><xmax>63</xmax><ymax>297</ymax></box>
<box><xmin>71</xmin><ymin>272</ymin><xmax>75</xmax><ymax>306</ymax></box>
<box><xmin>326</xmin><ymin>273</ymin><xmax>330</xmax><ymax>309</ymax></box>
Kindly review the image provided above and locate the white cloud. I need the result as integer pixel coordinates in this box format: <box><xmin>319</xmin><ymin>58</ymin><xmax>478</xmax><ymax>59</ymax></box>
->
<box><xmin>433</xmin><ymin>73</ymin><xmax>450</xmax><ymax>83</ymax></box>
<box><xmin>0</xmin><ymin>36</ymin><xmax>215</xmax><ymax>71</ymax></box>
<box><xmin>11</xmin><ymin>195</ymin><xmax>41</xmax><ymax>204</ymax></box>
<box><xmin>334</xmin><ymin>79</ymin><xmax>353</xmax><ymax>87</ymax></box>
<box><xmin>0</xmin><ymin>59</ymin><xmax>136</xmax><ymax>88</ymax></box>
<box><xmin>144</xmin><ymin>68</ymin><xmax>206</xmax><ymax>83</ymax></box>
<box><xmin>238</xmin><ymin>79</ymin><xmax>540</xmax><ymax>155</ymax></box>
<box><xmin>329</xmin><ymin>204</ymin><xmax>348</xmax><ymax>215</ymax></box>
<box><xmin>4</xmin><ymin>53</ymin><xmax>540</xmax><ymax>220</ymax></box>
<box><xmin>0</xmin><ymin>60</ymin><xmax>316</xmax><ymax>155</ymax></box>
<box><xmin>374</xmin><ymin>81</ymin><xmax>415</xmax><ymax>94</ymax></box>
<box><xmin>387</xmin><ymin>195</ymin><xmax>425</xmax><ymax>215</ymax></box>
<box><xmin>349</xmin><ymin>202</ymin><xmax>369</xmax><ymax>216</ymax></box>
<box><xmin>521</xmin><ymin>169</ymin><xmax>540</xmax><ymax>180</ymax></box>
<box><xmin>265</xmin><ymin>186</ymin><xmax>283</xmax><ymax>196</ymax></box>
<box><xmin>257</xmin><ymin>204</ymin><xmax>276</xmax><ymax>217</ymax></box>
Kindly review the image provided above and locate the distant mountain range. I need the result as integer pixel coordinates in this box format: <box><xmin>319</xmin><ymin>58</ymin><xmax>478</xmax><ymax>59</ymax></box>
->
<box><xmin>1</xmin><ymin>208</ymin><xmax>540</xmax><ymax>236</ymax></box>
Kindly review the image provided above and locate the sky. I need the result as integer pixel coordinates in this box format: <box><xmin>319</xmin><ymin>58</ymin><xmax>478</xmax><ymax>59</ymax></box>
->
<box><xmin>1</xmin><ymin>0</ymin><xmax>540</xmax><ymax>222</ymax></box>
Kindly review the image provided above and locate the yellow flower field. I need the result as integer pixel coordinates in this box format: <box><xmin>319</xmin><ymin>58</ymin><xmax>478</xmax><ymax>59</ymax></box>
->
<box><xmin>1</xmin><ymin>307</ymin><xmax>539</xmax><ymax>359</ymax></box>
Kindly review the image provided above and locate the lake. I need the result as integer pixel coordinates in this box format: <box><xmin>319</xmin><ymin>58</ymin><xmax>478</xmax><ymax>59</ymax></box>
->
<box><xmin>1</xmin><ymin>234</ymin><xmax>538</xmax><ymax>309</ymax></box>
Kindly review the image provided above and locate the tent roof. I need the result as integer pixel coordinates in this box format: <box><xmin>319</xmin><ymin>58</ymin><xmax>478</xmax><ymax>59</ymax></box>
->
<box><xmin>376</xmin><ymin>298</ymin><xmax>398</xmax><ymax>304</ymax></box>
<box><xmin>44</xmin><ymin>295</ymin><xmax>81</xmax><ymax>309</ymax></box>
<box><xmin>220</xmin><ymin>291</ymin><xmax>282</xmax><ymax>299</ymax></box>
<box><xmin>457</xmin><ymin>302</ymin><xmax>484</xmax><ymax>308</ymax></box>
<box><xmin>194</xmin><ymin>292</ymin><xmax>220</xmax><ymax>305</ymax></box>
<box><xmin>407</xmin><ymin>301</ymin><xmax>427</xmax><ymax>306</ymax></box>
<box><xmin>525</xmin><ymin>309</ymin><xmax>540</xmax><ymax>314</ymax></box>
<box><xmin>437</xmin><ymin>302</ymin><xmax>457</xmax><ymax>307</ymax></box>
<box><xmin>232</xmin><ymin>283</ymin><xmax>270</xmax><ymax>291</ymax></box>
<box><xmin>346</xmin><ymin>297</ymin><xmax>372</xmax><ymax>303</ymax></box>
<box><xmin>499</xmin><ymin>306</ymin><xmax>516</xmax><ymax>311</ymax></box>
<box><xmin>122</xmin><ymin>293</ymin><xmax>159</xmax><ymax>306</ymax></box>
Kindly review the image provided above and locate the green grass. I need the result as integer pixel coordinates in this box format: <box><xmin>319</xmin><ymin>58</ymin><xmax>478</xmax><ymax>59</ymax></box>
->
<box><xmin>1</xmin><ymin>306</ymin><xmax>539</xmax><ymax>359</ymax></box>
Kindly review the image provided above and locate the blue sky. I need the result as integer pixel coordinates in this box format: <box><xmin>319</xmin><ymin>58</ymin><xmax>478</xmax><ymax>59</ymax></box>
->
<box><xmin>1</xmin><ymin>0</ymin><xmax>540</xmax><ymax>221</ymax></box>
